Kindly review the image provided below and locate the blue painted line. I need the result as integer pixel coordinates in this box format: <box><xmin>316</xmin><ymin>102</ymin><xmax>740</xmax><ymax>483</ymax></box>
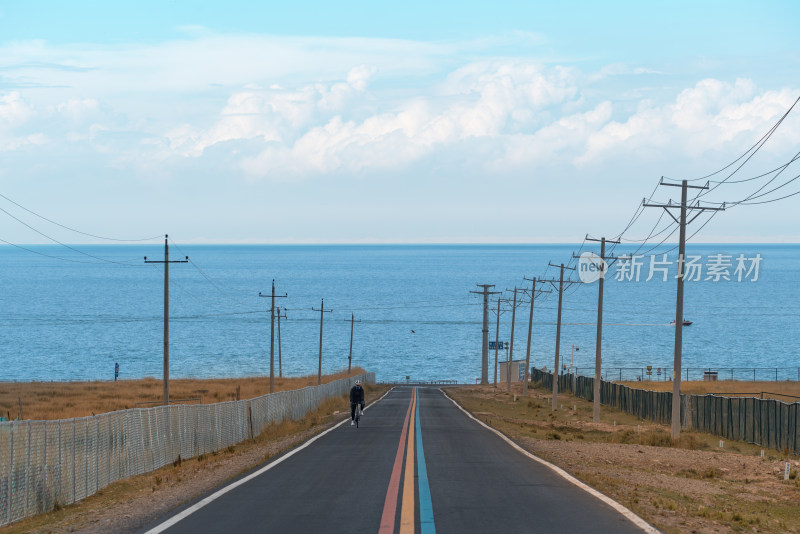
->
<box><xmin>415</xmin><ymin>389</ymin><xmax>436</xmax><ymax>534</ymax></box>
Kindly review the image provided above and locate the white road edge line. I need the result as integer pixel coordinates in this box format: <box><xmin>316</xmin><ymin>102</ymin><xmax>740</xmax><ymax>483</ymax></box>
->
<box><xmin>145</xmin><ymin>386</ymin><xmax>395</xmax><ymax>534</ymax></box>
<box><xmin>440</xmin><ymin>388</ymin><xmax>661</xmax><ymax>534</ymax></box>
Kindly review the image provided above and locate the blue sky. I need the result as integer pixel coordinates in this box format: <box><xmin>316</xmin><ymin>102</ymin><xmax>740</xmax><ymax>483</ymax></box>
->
<box><xmin>0</xmin><ymin>1</ymin><xmax>798</xmax><ymax>244</ymax></box>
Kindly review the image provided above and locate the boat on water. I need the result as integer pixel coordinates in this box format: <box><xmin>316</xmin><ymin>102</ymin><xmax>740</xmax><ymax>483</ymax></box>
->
<box><xmin>670</xmin><ymin>320</ymin><xmax>693</xmax><ymax>326</ymax></box>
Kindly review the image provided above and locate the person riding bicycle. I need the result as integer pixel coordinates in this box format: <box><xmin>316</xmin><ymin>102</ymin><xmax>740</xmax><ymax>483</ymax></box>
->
<box><xmin>350</xmin><ymin>380</ymin><xmax>365</xmax><ymax>426</ymax></box>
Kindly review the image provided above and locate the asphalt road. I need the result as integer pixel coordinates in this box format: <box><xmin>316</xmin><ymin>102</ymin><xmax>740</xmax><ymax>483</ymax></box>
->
<box><xmin>139</xmin><ymin>387</ymin><xmax>653</xmax><ymax>534</ymax></box>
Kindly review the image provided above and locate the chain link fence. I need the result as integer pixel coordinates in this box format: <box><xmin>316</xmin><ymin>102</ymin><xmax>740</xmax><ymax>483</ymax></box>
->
<box><xmin>531</xmin><ymin>368</ymin><xmax>799</xmax><ymax>455</ymax></box>
<box><xmin>0</xmin><ymin>372</ymin><xmax>374</xmax><ymax>527</ymax></box>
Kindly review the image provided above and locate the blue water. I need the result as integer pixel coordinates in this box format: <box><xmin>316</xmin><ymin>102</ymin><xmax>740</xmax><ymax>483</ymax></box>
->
<box><xmin>0</xmin><ymin>244</ymin><xmax>797</xmax><ymax>383</ymax></box>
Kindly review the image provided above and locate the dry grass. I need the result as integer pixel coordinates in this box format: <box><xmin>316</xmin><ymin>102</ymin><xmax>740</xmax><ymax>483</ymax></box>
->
<box><xmin>618</xmin><ymin>379</ymin><xmax>800</xmax><ymax>402</ymax></box>
<box><xmin>0</xmin><ymin>368</ymin><xmax>368</xmax><ymax>421</ymax></box>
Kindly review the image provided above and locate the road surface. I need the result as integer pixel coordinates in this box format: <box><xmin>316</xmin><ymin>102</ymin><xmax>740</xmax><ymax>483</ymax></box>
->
<box><xmin>140</xmin><ymin>387</ymin><xmax>654</xmax><ymax>534</ymax></box>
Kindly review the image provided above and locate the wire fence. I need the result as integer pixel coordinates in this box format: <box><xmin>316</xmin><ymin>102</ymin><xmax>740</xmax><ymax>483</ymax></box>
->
<box><xmin>0</xmin><ymin>372</ymin><xmax>374</xmax><ymax>527</ymax></box>
<box><xmin>531</xmin><ymin>369</ymin><xmax>800</xmax><ymax>455</ymax></box>
<box><xmin>572</xmin><ymin>367</ymin><xmax>800</xmax><ymax>382</ymax></box>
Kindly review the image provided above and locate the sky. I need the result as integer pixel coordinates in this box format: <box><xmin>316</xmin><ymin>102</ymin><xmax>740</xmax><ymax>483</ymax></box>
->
<box><xmin>0</xmin><ymin>0</ymin><xmax>799</xmax><ymax>244</ymax></box>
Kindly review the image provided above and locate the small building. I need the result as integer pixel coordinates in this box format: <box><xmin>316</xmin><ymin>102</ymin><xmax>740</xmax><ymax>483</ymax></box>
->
<box><xmin>498</xmin><ymin>360</ymin><xmax>528</xmax><ymax>383</ymax></box>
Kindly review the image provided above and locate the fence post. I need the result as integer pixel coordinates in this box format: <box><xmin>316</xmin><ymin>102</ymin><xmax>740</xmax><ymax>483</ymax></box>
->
<box><xmin>247</xmin><ymin>402</ymin><xmax>253</xmax><ymax>440</ymax></box>
<box><xmin>56</xmin><ymin>421</ymin><xmax>61</xmax><ymax>507</ymax></box>
<box><xmin>25</xmin><ymin>422</ymin><xmax>31</xmax><ymax>518</ymax></box>
<box><xmin>7</xmin><ymin>423</ymin><xmax>13</xmax><ymax>524</ymax></box>
<box><xmin>84</xmin><ymin>421</ymin><xmax>89</xmax><ymax>500</ymax></box>
<box><xmin>71</xmin><ymin>420</ymin><xmax>76</xmax><ymax>505</ymax></box>
<box><xmin>95</xmin><ymin>417</ymin><xmax>99</xmax><ymax>495</ymax></box>
<box><xmin>42</xmin><ymin>422</ymin><xmax>48</xmax><ymax>513</ymax></box>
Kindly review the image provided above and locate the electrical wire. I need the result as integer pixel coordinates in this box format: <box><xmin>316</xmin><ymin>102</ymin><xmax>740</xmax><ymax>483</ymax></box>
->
<box><xmin>0</xmin><ymin>204</ymin><xmax>145</xmax><ymax>266</ymax></box>
<box><xmin>661</xmin><ymin>94</ymin><xmax>800</xmax><ymax>185</ymax></box>
<box><xmin>0</xmin><ymin>192</ymin><xmax>162</xmax><ymax>242</ymax></box>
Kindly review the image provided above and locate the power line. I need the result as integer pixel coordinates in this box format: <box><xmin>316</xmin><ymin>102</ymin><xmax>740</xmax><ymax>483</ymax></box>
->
<box><xmin>0</xmin><ymin>204</ymin><xmax>144</xmax><ymax>266</ymax></box>
<box><xmin>0</xmin><ymin>192</ymin><xmax>162</xmax><ymax>242</ymax></box>
<box><xmin>662</xmin><ymin>94</ymin><xmax>800</xmax><ymax>185</ymax></box>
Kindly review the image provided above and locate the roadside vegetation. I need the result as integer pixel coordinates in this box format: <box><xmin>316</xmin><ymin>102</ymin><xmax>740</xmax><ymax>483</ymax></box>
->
<box><xmin>448</xmin><ymin>382</ymin><xmax>800</xmax><ymax>534</ymax></box>
<box><xmin>0</xmin><ymin>368</ymin><xmax>368</xmax><ymax>420</ymax></box>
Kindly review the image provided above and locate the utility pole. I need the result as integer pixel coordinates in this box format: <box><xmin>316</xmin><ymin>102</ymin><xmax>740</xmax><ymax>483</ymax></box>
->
<box><xmin>312</xmin><ymin>299</ymin><xmax>333</xmax><ymax>385</ymax></box>
<box><xmin>541</xmin><ymin>263</ymin><xmax>580</xmax><ymax>411</ymax></box>
<box><xmin>643</xmin><ymin>178</ymin><xmax>725</xmax><ymax>438</ymax></box>
<box><xmin>346</xmin><ymin>313</ymin><xmax>362</xmax><ymax>373</ymax></box>
<box><xmin>490</xmin><ymin>297</ymin><xmax>509</xmax><ymax>388</ymax></box>
<box><xmin>584</xmin><ymin>236</ymin><xmax>620</xmax><ymax>422</ymax></box>
<box><xmin>470</xmin><ymin>284</ymin><xmax>500</xmax><ymax>384</ymax></box>
<box><xmin>276</xmin><ymin>307</ymin><xmax>287</xmax><ymax>378</ymax></box>
<box><xmin>521</xmin><ymin>277</ymin><xmax>552</xmax><ymax>397</ymax></box>
<box><xmin>144</xmin><ymin>235</ymin><xmax>188</xmax><ymax>406</ymax></box>
<box><xmin>259</xmin><ymin>280</ymin><xmax>287</xmax><ymax>393</ymax></box>
<box><xmin>505</xmin><ymin>287</ymin><xmax>520</xmax><ymax>393</ymax></box>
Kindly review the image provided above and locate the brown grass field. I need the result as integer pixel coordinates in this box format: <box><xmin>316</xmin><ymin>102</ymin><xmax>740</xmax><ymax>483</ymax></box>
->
<box><xmin>0</xmin><ymin>368</ymin><xmax>368</xmax><ymax>421</ymax></box>
<box><xmin>618</xmin><ymin>379</ymin><xmax>800</xmax><ymax>402</ymax></box>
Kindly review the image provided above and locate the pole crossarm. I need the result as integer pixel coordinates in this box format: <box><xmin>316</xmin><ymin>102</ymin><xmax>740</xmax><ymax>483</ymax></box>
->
<box><xmin>522</xmin><ymin>276</ymin><xmax>554</xmax><ymax>297</ymax></box>
<box><xmin>490</xmin><ymin>297</ymin><xmax>512</xmax><ymax>317</ymax></box>
<box><xmin>576</xmin><ymin>235</ymin><xmax>622</xmax><ymax>268</ymax></box>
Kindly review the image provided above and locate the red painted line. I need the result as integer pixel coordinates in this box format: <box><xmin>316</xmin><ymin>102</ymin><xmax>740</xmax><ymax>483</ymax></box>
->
<box><xmin>378</xmin><ymin>392</ymin><xmax>415</xmax><ymax>534</ymax></box>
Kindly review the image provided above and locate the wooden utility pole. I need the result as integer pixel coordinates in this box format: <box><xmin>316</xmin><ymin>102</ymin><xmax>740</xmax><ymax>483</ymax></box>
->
<box><xmin>346</xmin><ymin>313</ymin><xmax>361</xmax><ymax>373</ymax></box>
<box><xmin>470</xmin><ymin>284</ymin><xmax>500</xmax><ymax>384</ymax></box>
<box><xmin>506</xmin><ymin>287</ymin><xmax>519</xmax><ymax>393</ymax></box>
<box><xmin>144</xmin><ymin>235</ymin><xmax>187</xmax><ymax>406</ymax></box>
<box><xmin>491</xmin><ymin>297</ymin><xmax>506</xmax><ymax>388</ymax></box>
<box><xmin>644</xmin><ymin>179</ymin><xmax>724</xmax><ymax>438</ymax></box>
<box><xmin>276</xmin><ymin>306</ymin><xmax>287</xmax><ymax>378</ymax></box>
<box><xmin>259</xmin><ymin>280</ymin><xmax>287</xmax><ymax>393</ymax></box>
<box><xmin>583</xmin><ymin>236</ymin><xmax>620</xmax><ymax>422</ymax></box>
<box><xmin>541</xmin><ymin>263</ymin><xmax>579</xmax><ymax>411</ymax></box>
<box><xmin>312</xmin><ymin>299</ymin><xmax>333</xmax><ymax>384</ymax></box>
<box><xmin>521</xmin><ymin>277</ymin><xmax>552</xmax><ymax>397</ymax></box>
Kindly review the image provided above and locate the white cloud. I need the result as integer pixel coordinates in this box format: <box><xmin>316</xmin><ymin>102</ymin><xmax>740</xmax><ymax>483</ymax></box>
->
<box><xmin>0</xmin><ymin>33</ymin><xmax>796</xmax><ymax>196</ymax></box>
<box><xmin>579</xmin><ymin>80</ymin><xmax>799</xmax><ymax>164</ymax></box>
<box><xmin>0</xmin><ymin>91</ymin><xmax>32</xmax><ymax>125</ymax></box>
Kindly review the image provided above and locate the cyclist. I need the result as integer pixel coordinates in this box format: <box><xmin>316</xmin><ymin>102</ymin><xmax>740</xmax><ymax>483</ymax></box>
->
<box><xmin>350</xmin><ymin>380</ymin><xmax>365</xmax><ymax>426</ymax></box>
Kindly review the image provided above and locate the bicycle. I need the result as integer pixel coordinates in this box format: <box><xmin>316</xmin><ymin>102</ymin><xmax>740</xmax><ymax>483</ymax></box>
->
<box><xmin>352</xmin><ymin>403</ymin><xmax>362</xmax><ymax>427</ymax></box>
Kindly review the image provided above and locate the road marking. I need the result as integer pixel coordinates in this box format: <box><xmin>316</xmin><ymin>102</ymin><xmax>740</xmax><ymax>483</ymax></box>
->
<box><xmin>415</xmin><ymin>389</ymin><xmax>436</xmax><ymax>534</ymax></box>
<box><xmin>379</xmin><ymin>390</ymin><xmax>414</xmax><ymax>534</ymax></box>
<box><xmin>145</xmin><ymin>387</ymin><xmax>394</xmax><ymax>534</ymax></box>
<box><xmin>400</xmin><ymin>388</ymin><xmax>417</xmax><ymax>533</ymax></box>
<box><xmin>441</xmin><ymin>389</ymin><xmax>660</xmax><ymax>534</ymax></box>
